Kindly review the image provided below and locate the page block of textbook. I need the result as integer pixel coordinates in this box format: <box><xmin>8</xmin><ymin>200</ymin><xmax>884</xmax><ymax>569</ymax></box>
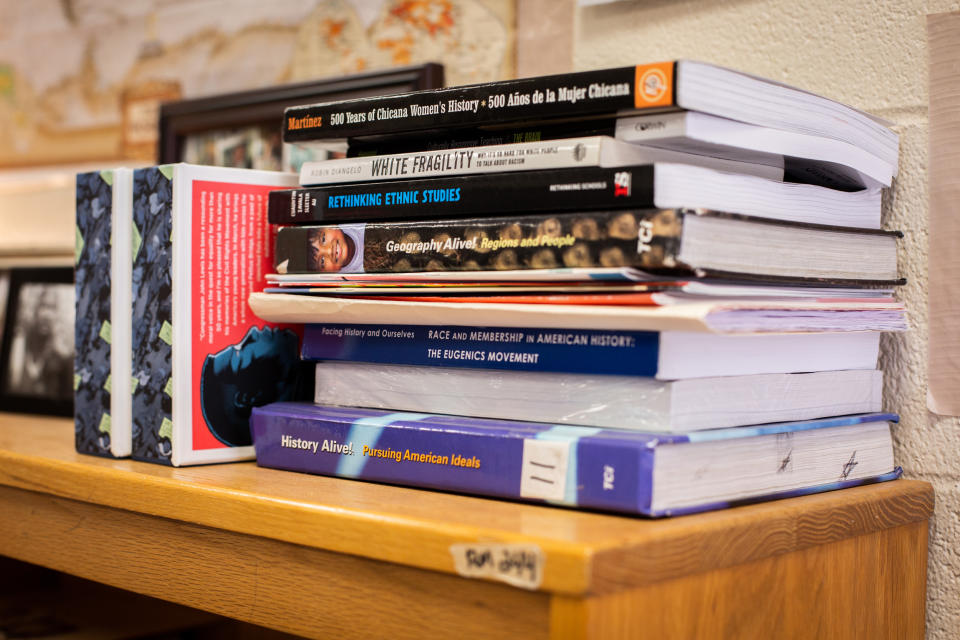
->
<box><xmin>131</xmin><ymin>164</ymin><xmax>301</xmax><ymax>466</ymax></box>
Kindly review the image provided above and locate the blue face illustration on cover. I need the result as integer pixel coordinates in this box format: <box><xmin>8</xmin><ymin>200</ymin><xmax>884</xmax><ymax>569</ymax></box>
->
<box><xmin>200</xmin><ymin>326</ymin><xmax>301</xmax><ymax>447</ymax></box>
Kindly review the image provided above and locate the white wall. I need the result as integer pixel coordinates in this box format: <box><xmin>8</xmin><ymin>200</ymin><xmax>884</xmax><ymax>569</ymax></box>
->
<box><xmin>574</xmin><ymin>1</ymin><xmax>960</xmax><ymax>636</ymax></box>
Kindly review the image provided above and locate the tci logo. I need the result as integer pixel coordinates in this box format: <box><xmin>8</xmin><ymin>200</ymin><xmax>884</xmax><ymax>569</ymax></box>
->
<box><xmin>614</xmin><ymin>171</ymin><xmax>631</xmax><ymax>197</ymax></box>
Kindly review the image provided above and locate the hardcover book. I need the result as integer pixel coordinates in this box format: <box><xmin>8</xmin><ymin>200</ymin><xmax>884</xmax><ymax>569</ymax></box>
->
<box><xmin>312</xmin><ymin>362</ymin><xmax>884</xmax><ymax>432</ymax></box>
<box><xmin>75</xmin><ymin>168</ymin><xmax>132</xmax><ymax>458</ymax></box>
<box><xmin>271</xmin><ymin>209</ymin><xmax>901</xmax><ymax>284</ymax></box>
<box><xmin>298</xmin><ymin>136</ymin><xmax>782</xmax><ymax>186</ymax></box>
<box><xmin>269</xmin><ymin>163</ymin><xmax>881</xmax><ymax>229</ymax></box>
<box><xmin>282</xmin><ymin>61</ymin><xmax>897</xmax><ymax>167</ymax></box>
<box><xmin>251</xmin><ymin>403</ymin><xmax>901</xmax><ymax>517</ymax></box>
<box><xmin>131</xmin><ymin>164</ymin><xmax>302</xmax><ymax>466</ymax></box>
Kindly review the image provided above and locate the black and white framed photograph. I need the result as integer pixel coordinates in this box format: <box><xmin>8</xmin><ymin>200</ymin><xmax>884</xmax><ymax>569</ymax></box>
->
<box><xmin>0</xmin><ymin>267</ymin><xmax>74</xmax><ymax>416</ymax></box>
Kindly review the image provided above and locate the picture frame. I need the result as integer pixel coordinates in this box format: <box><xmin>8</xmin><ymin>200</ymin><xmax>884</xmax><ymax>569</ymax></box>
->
<box><xmin>158</xmin><ymin>63</ymin><xmax>445</xmax><ymax>171</ymax></box>
<box><xmin>0</xmin><ymin>267</ymin><xmax>75</xmax><ymax>416</ymax></box>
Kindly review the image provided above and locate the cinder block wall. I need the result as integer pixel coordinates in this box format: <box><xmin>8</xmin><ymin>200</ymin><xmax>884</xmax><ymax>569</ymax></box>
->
<box><xmin>575</xmin><ymin>1</ymin><xmax>956</xmax><ymax>636</ymax></box>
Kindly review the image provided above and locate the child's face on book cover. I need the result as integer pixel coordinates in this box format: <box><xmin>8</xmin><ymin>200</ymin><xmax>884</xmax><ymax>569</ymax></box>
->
<box><xmin>309</xmin><ymin>227</ymin><xmax>352</xmax><ymax>272</ymax></box>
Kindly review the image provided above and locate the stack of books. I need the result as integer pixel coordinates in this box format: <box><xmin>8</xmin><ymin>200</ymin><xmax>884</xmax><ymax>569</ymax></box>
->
<box><xmin>246</xmin><ymin>61</ymin><xmax>905</xmax><ymax>516</ymax></box>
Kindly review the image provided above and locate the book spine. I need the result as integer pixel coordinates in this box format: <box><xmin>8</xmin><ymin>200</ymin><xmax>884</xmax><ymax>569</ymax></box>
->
<box><xmin>299</xmin><ymin>137</ymin><xmax>609</xmax><ymax>186</ymax></box>
<box><xmin>75</xmin><ymin>170</ymin><xmax>117</xmax><ymax>458</ymax></box>
<box><xmin>345</xmin><ymin>120</ymin><xmax>618</xmax><ymax>157</ymax></box>
<box><xmin>273</xmin><ymin>209</ymin><xmax>686</xmax><ymax>275</ymax></box>
<box><xmin>131</xmin><ymin>166</ymin><xmax>175</xmax><ymax>465</ymax></box>
<box><xmin>284</xmin><ymin>63</ymin><xmax>676</xmax><ymax>141</ymax></box>
<box><xmin>269</xmin><ymin>166</ymin><xmax>655</xmax><ymax>224</ymax></box>
<box><xmin>251</xmin><ymin>402</ymin><xmax>653</xmax><ymax>515</ymax></box>
<box><xmin>301</xmin><ymin>323</ymin><xmax>661</xmax><ymax>375</ymax></box>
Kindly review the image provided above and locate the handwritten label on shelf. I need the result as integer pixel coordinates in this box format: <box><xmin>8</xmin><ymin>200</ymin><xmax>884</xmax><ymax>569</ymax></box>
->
<box><xmin>449</xmin><ymin>543</ymin><xmax>544</xmax><ymax>590</ymax></box>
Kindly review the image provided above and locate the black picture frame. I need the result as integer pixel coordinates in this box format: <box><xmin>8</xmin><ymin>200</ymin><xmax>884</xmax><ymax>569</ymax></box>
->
<box><xmin>0</xmin><ymin>267</ymin><xmax>75</xmax><ymax>417</ymax></box>
<box><xmin>158</xmin><ymin>63</ymin><xmax>445</xmax><ymax>166</ymax></box>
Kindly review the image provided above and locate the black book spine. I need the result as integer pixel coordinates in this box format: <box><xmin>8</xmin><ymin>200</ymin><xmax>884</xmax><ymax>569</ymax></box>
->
<box><xmin>267</xmin><ymin>166</ymin><xmax>656</xmax><ymax>225</ymax></box>
<box><xmin>273</xmin><ymin>209</ymin><xmax>685</xmax><ymax>275</ymax></box>
<box><xmin>284</xmin><ymin>63</ymin><xmax>678</xmax><ymax>142</ymax></box>
<box><xmin>345</xmin><ymin>120</ymin><xmax>618</xmax><ymax>157</ymax></box>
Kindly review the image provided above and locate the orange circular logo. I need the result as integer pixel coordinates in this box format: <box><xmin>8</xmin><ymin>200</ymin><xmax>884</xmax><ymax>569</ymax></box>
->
<box><xmin>639</xmin><ymin>68</ymin><xmax>668</xmax><ymax>104</ymax></box>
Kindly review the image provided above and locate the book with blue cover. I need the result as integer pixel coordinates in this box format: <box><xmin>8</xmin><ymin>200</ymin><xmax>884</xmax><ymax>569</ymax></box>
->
<box><xmin>251</xmin><ymin>403</ymin><xmax>900</xmax><ymax>517</ymax></box>
<box><xmin>75</xmin><ymin>168</ymin><xmax>132</xmax><ymax>458</ymax></box>
<box><xmin>299</xmin><ymin>322</ymin><xmax>883</xmax><ymax>379</ymax></box>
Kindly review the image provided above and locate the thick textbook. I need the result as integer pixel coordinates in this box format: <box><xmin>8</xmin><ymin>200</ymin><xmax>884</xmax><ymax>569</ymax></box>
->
<box><xmin>298</xmin><ymin>136</ymin><xmax>782</xmax><ymax>186</ymax></box>
<box><xmin>272</xmin><ymin>208</ymin><xmax>901</xmax><ymax>283</ymax></box>
<box><xmin>313</xmin><ymin>362</ymin><xmax>884</xmax><ymax>432</ymax></box>
<box><xmin>75</xmin><ymin>168</ymin><xmax>132</xmax><ymax>458</ymax></box>
<box><xmin>269</xmin><ymin>163</ymin><xmax>881</xmax><ymax>229</ymax></box>
<box><xmin>131</xmin><ymin>164</ymin><xmax>302</xmax><ymax>466</ymax></box>
<box><xmin>251</xmin><ymin>403</ymin><xmax>900</xmax><ymax>517</ymax></box>
<box><xmin>282</xmin><ymin>61</ymin><xmax>897</xmax><ymax>166</ymax></box>
<box><xmin>299</xmin><ymin>323</ymin><xmax>883</xmax><ymax>379</ymax></box>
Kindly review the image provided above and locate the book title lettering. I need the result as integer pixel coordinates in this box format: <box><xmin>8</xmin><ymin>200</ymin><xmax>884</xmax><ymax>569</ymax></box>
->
<box><xmin>279</xmin><ymin>435</ymin><xmax>481</xmax><ymax>469</ymax></box>
<box><xmin>327</xmin><ymin>188</ymin><xmax>461</xmax><ymax>209</ymax></box>
<box><xmin>321</xmin><ymin>81</ymin><xmax>628</xmax><ymax>131</ymax></box>
<box><xmin>384</xmin><ymin>233</ymin><xmax>576</xmax><ymax>255</ymax></box>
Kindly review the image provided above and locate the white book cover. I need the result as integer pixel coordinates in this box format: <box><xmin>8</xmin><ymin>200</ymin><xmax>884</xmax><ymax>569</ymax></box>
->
<box><xmin>313</xmin><ymin>363</ymin><xmax>884</xmax><ymax>431</ymax></box>
<box><xmin>299</xmin><ymin>135</ymin><xmax>783</xmax><ymax>185</ymax></box>
<box><xmin>248</xmin><ymin>292</ymin><xmax>905</xmax><ymax>335</ymax></box>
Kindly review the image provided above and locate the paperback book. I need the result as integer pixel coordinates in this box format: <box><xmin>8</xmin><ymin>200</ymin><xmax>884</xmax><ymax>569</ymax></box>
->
<box><xmin>75</xmin><ymin>168</ymin><xmax>133</xmax><ymax>458</ymax></box>
<box><xmin>345</xmin><ymin>120</ymin><xmax>618</xmax><ymax>157</ymax></box>
<box><xmin>298</xmin><ymin>136</ymin><xmax>782</xmax><ymax>186</ymax></box>
<box><xmin>131</xmin><ymin>164</ymin><xmax>303</xmax><ymax>466</ymax></box>
<box><xmin>251</xmin><ymin>403</ymin><xmax>901</xmax><ymax>517</ymax></box>
<box><xmin>282</xmin><ymin>61</ymin><xmax>897</xmax><ymax>167</ymax></box>
<box><xmin>249</xmin><ymin>292</ymin><xmax>905</xmax><ymax>334</ymax></box>
<box><xmin>272</xmin><ymin>209</ymin><xmax>901</xmax><ymax>284</ymax></box>
<box><xmin>312</xmin><ymin>362</ymin><xmax>884</xmax><ymax>432</ymax></box>
<box><xmin>270</xmin><ymin>163</ymin><xmax>881</xmax><ymax>228</ymax></box>
<box><xmin>299</xmin><ymin>322</ymin><xmax>883</xmax><ymax>379</ymax></box>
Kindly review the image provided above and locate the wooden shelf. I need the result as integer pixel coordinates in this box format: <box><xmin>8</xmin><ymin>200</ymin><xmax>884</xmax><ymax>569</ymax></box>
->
<box><xmin>0</xmin><ymin>413</ymin><xmax>934</xmax><ymax>639</ymax></box>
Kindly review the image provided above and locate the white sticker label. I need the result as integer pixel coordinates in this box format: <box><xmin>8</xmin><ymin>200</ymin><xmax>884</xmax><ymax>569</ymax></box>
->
<box><xmin>519</xmin><ymin>439</ymin><xmax>569</xmax><ymax>502</ymax></box>
<box><xmin>449</xmin><ymin>543</ymin><xmax>544</xmax><ymax>590</ymax></box>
